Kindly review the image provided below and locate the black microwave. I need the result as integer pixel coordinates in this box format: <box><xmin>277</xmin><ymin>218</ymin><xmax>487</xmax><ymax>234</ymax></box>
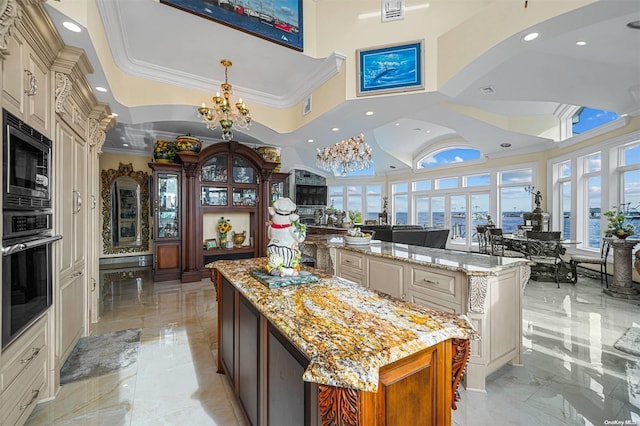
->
<box><xmin>3</xmin><ymin>109</ymin><xmax>51</xmax><ymax>210</ymax></box>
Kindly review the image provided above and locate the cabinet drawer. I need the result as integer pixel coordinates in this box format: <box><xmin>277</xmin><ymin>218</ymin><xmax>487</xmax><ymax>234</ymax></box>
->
<box><xmin>1</xmin><ymin>362</ymin><xmax>46</xmax><ymax>426</ymax></box>
<box><xmin>409</xmin><ymin>267</ymin><xmax>461</xmax><ymax>305</ymax></box>
<box><xmin>407</xmin><ymin>291</ymin><xmax>462</xmax><ymax>314</ymax></box>
<box><xmin>1</xmin><ymin>318</ymin><xmax>47</xmax><ymax>392</ymax></box>
<box><xmin>338</xmin><ymin>251</ymin><xmax>364</xmax><ymax>271</ymax></box>
<box><xmin>338</xmin><ymin>269</ymin><xmax>365</xmax><ymax>286</ymax></box>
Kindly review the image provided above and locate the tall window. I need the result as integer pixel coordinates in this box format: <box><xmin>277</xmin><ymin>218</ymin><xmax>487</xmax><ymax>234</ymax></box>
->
<box><xmin>620</xmin><ymin>142</ymin><xmax>640</xmax><ymax>240</ymax></box>
<box><xmin>328</xmin><ymin>184</ymin><xmax>383</xmax><ymax>222</ymax></box>
<box><xmin>558</xmin><ymin>161</ymin><xmax>572</xmax><ymax>239</ymax></box>
<box><xmin>415</xmin><ymin>196</ymin><xmax>430</xmax><ymax>226</ymax></box>
<box><xmin>498</xmin><ymin>169</ymin><xmax>532</xmax><ymax>233</ymax></box>
<box><xmin>471</xmin><ymin>193</ymin><xmax>490</xmax><ymax>244</ymax></box>
<box><xmin>583</xmin><ymin>152</ymin><xmax>602</xmax><ymax>248</ymax></box>
<box><xmin>393</xmin><ymin>183</ymin><xmax>409</xmax><ymax>224</ymax></box>
<box><xmin>450</xmin><ymin>194</ymin><xmax>467</xmax><ymax>242</ymax></box>
<box><xmin>431</xmin><ymin>196</ymin><xmax>445</xmax><ymax>227</ymax></box>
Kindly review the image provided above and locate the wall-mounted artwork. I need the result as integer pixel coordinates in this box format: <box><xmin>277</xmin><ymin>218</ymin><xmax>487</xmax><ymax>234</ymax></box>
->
<box><xmin>160</xmin><ymin>0</ymin><xmax>303</xmax><ymax>51</ymax></box>
<box><xmin>356</xmin><ymin>40</ymin><xmax>424</xmax><ymax>96</ymax></box>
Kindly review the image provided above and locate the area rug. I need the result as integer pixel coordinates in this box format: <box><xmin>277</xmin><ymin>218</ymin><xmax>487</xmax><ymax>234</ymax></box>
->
<box><xmin>614</xmin><ymin>326</ymin><xmax>640</xmax><ymax>357</ymax></box>
<box><xmin>60</xmin><ymin>328</ymin><xmax>141</xmax><ymax>384</ymax></box>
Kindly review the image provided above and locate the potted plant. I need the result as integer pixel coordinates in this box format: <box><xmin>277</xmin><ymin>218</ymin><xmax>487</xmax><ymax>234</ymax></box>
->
<box><xmin>604</xmin><ymin>206</ymin><xmax>635</xmax><ymax>239</ymax></box>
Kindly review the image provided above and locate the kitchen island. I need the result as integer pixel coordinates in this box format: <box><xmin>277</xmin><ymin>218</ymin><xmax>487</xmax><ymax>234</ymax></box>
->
<box><xmin>303</xmin><ymin>235</ymin><xmax>531</xmax><ymax>392</ymax></box>
<box><xmin>209</xmin><ymin>258</ymin><xmax>479</xmax><ymax>426</ymax></box>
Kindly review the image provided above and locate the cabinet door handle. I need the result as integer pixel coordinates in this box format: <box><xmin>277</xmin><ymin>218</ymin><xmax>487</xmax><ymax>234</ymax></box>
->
<box><xmin>19</xmin><ymin>389</ymin><xmax>40</xmax><ymax>411</ymax></box>
<box><xmin>20</xmin><ymin>347</ymin><xmax>41</xmax><ymax>364</ymax></box>
<box><xmin>73</xmin><ymin>190</ymin><xmax>82</xmax><ymax>213</ymax></box>
<box><xmin>24</xmin><ymin>70</ymin><xmax>38</xmax><ymax>96</ymax></box>
<box><xmin>422</xmin><ymin>278</ymin><xmax>439</xmax><ymax>285</ymax></box>
<box><xmin>91</xmin><ymin>195</ymin><xmax>97</xmax><ymax>210</ymax></box>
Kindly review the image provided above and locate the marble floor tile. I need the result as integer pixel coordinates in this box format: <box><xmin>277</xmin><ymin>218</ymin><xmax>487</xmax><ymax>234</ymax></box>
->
<box><xmin>25</xmin><ymin>267</ymin><xmax>640</xmax><ymax>425</ymax></box>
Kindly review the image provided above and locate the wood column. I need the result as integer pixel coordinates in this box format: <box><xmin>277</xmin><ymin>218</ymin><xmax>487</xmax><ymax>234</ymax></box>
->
<box><xmin>178</xmin><ymin>152</ymin><xmax>202</xmax><ymax>282</ymax></box>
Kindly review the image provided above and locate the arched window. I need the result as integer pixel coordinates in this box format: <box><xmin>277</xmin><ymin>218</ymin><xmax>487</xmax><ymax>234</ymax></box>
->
<box><xmin>572</xmin><ymin>107</ymin><xmax>619</xmax><ymax>135</ymax></box>
<box><xmin>417</xmin><ymin>147</ymin><xmax>481</xmax><ymax>169</ymax></box>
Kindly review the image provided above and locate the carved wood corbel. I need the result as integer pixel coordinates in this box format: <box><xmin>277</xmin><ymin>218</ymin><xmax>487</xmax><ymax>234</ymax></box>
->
<box><xmin>54</xmin><ymin>72</ymin><xmax>72</xmax><ymax>114</ymax></box>
<box><xmin>0</xmin><ymin>0</ymin><xmax>21</xmax><ymax>59</ymax></box>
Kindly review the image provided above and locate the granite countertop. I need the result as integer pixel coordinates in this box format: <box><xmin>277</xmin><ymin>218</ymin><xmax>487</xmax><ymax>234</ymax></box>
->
<box><xmin>209</xmin><ymin>258</ymin><xmax>480</xmax><ymax>392</ymax></box>
<box><xmin>305</xmin><ymin>234</ymin><xmax>530</xmax><ymax>276</ymax></box>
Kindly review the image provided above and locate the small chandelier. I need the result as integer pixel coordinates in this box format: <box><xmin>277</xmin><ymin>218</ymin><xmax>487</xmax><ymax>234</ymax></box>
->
<box><xmin>197</xmin><ymin>59</ymin><xmax>251</xmax><ymax>141</ymax></box>
<box><xmin>316</xmin><ymin>133</ymin><xmax>372</xmax><ymax>176</ymax></box>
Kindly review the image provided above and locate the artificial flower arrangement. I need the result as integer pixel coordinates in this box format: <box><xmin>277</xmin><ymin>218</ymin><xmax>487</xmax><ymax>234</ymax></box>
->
<box><xmin>217</xmin><ymin>217</ymin><xmax>232</xmax><ymax>244</ymax></box>
<box><xmin>604</xmin><ymin>205</ymin><xmax>635</xmax><ymax>238</ymax></box>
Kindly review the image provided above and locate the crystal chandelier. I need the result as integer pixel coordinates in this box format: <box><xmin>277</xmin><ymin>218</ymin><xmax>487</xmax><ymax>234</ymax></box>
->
<box><xmin>316</xmin><ymin>134</ymin><xmax>372</xmax><ymax>176</ymax></box>
<box><xmin>197</xmin><ymin>59</ymin><xmax>251</xmax><ymax>141</ymax></box>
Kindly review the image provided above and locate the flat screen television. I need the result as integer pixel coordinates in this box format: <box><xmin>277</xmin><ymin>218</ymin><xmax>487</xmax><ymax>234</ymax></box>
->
<box><xmin>295</xmin><ymin>185</ymin><xmax>327</xmax><ymax>206</ymax></box>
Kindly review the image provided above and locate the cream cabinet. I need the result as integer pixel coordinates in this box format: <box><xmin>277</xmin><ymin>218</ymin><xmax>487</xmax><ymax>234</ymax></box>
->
<box><xmin>367</xmin><ymin>257</ymin><xmax>404</xmax><ymax>299</ymax></box>
<box><xmin>405</xmin><ymin>265</ymin><xmax>466</xmax><ymax>314</ymax></box>
<box><xmin>55</xmin><ymin>120</ymin><xmax>86</xmax><ymax>368</ymax></box>
<box><xmin>0</xmin><ymin>315</ymin><xmax>48</xmax><ymax>426</ymax></box>
<box><xmin>335</xmin><ymin>249</ymin><xmax>366</xmax><ymax>286</ymax></box>
<box><xmin>1</xmin><ymin>28</ymin><xmax>50</xmax><ymax>136</ymax></box>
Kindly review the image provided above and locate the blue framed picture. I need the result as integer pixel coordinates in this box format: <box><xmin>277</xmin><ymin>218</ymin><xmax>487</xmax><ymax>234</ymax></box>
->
<box><xmin>356</xmin><ymin>40</ymin><xmax>424</xmax><ymax>96</ymax></box>
<box><xmin>160</xmin><ymin>0</ymin><xmax>303</xmax><ymax>51</ymax></box>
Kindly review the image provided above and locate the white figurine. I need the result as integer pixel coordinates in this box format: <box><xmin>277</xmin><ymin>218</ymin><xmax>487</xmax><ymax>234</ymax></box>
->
<box><xmin>266</xmin><ymin>198</ymin><xmax>306</xmax><ymax>276</ymax></box>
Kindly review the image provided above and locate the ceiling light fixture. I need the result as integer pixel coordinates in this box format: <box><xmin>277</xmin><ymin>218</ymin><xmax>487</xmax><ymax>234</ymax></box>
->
<box><xmin>62</xmin><ymin>21</ymin><xmax>81</xmax><ymax>33</ymax></box>
<box><xmin>197</xmin><ymin>59</ymin><xmax>251</xmax><ymax>141</ymax></box>
<box><xmin>576</xmin><ymin>41</ymin><xmax>587</xmax><ymax>46</ymax></box>
<box><xmin>500</xmin><ymin>142</ymin><xmax>512</xmax><ymax>148</ymax></box>
<box><xmin>480</xmin><ymin>86</ymin><xmax>495</xmax><ymax>94</ymax></box>
<box><xmin>307</xmin><ymin>139</ymin><xmax>314</xmax><ymax>143</ymax></box>
<box><xmin>331</xmin><ymin>127</ymin><xmax>340</xmax><ymax>132</ymax></box>
<box><xmin>523</xmin><ymin>32</ymin><xmax>539</xmax><ymax>41</ymax></box>
<box><xmin>95</xmin><ymin>86</ymin><xmax>107</xmax><ymax>92</ymax></box>
<box><xmin>316</xmin><ymin>133</ymin><xmax>372</xmax><ymax>176</ymax></box>
<box><xmin>365</xmin><ymin>111</ymin><xmax>374</xmax><ymax>116</ymax></box>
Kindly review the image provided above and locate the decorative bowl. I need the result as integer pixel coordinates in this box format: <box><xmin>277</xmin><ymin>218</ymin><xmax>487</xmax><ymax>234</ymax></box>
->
<box><xmin>344</xmin><ymin>235</ymin><xmax>372</xmax><ymax>245</ymax></box>
<box><xmin>153</xmin><ymin>139</ymin><xmax>176</xmax><ymax>163</ymax></box>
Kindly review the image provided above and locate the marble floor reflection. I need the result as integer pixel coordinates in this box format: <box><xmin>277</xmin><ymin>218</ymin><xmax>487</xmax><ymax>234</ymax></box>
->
<box><xmin>25</xmin><ymin>268</ymin><xmax>640</xmax><ymax>425</ymax></box>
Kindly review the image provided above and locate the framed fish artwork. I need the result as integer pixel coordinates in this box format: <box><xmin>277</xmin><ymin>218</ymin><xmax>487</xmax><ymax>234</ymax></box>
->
<box><xmin>356</xmin><ymin>40</ymin><xmax>424</xmax><ymax>96</ymax></box>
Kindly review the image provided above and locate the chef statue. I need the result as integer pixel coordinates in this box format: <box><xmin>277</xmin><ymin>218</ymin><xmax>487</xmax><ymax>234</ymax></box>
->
<box><xmin>266</xmin><ymin>198</ymin><xmax>307</xmax><ymax>276</ymax></box>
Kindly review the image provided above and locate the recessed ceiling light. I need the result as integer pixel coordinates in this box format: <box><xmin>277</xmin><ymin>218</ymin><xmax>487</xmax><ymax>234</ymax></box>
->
<box><xmin>122</xmin><ymin>143</ymin><xmax>129</xmax><ymax>147</ymax></box>
<box><xmin>627</xmin><ymin>20</ymin><xmax>640</xmax><ymax>30</ymax></box>
<box><xmin>576</xmin><ymin>41</ymin><xmax>587</xmax><ymax>46</ymax></box>
<box><xmin>394</xmin><ymin>123</ymin><xmax>400</xmax><ymax>126</ymax></box>
<box><xmin>500</xmin><ymin>142</ymin><xmax>512</xmax><ymax>148</ymax></box>
<box><xmin>111</xmin><ymin>113</ymin><xmax>118</xmax><ymax>117</ymax></box>
<box><xmin>331</xmin><ymin>127</ymin><xmax>339</xmax><ymax>132</ymax></box>
<box><xmin>389</xmin><ymin>165</ymin><xmax>396</xmax><ymax>169</ymax></box>
<box><xmin>426</xmin><ymin>130</ymin><xmax>431</xmax><ymax>134</ymax></box>
<box><xmin>365</xmin><ymin>111</ymin><xmax>374</xmax><ymax>116</ymax></box>
<box><xmin>95</xmin><ymin>86</ymin><xmax>108</xmax><ymax>93</ymax></box>
<box><xmin>523</xmin><ymin>32</ymin><xmax>539</xmax><ymax>42</ymax></box>
<box><xmin>307</xmin><ymin>139</ymin><xmax>314</xmax><ymax>143</ymax></box>
<box><xmin>480</xmin><ymin>86</ymin><xmax>495</xmax><ymax>94</ymax></box>
<box><xmin>62</xmin><ymin>21</ymin><xmax>81</xmax><ymax>33</ymax></box>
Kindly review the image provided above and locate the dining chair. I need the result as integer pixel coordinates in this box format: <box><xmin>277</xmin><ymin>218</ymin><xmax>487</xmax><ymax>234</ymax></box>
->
<box><xmin>476</xmin><ymin>225</ymin><xmax>489</xmax><ymax>254</ymax></box>
<box><xmin>488</xmin><ymin>228</ymin><xmax>526</xmax><ymax>258</ymax></box>
<box><xmin>569</xmin><ymin>238</ymin><xmax>611</xmax><ymax>287</ymax></box>
<box><xmin>525</xmin><ymin>232</ymin><xmax>563</xmax><ymax>287</ymax></box>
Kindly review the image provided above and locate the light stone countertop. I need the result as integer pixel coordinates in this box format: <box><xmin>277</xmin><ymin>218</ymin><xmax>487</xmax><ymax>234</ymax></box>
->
<box><xmin>304</xmin><ymin>234</ymin><xmax>530</xmax><ymax>276</ymax></box>
<box><xmin>209</xmin><ymin>258</ymin><xmax>480</xmax><ymax>392</ymax></box>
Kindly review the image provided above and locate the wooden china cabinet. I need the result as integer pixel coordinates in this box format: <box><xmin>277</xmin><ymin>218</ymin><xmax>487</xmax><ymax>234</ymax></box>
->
<box><xmin>149</xmin><ymin>162</ymin><xmax>183</xmax><ymax>281</ymax></box>
<box><xmin>176</xmin><ymin>142</ymin><xmax>279</xmax><ymax>282</ymax></box>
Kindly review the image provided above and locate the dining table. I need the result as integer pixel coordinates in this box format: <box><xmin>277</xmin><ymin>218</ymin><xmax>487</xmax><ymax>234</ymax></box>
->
<box><xmin>501</xmin><ymin>233</ymin><xmax>581</xmax><ymax>283</ymax></box>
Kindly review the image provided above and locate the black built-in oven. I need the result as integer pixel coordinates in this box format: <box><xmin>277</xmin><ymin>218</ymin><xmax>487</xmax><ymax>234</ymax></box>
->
<box><xmin>2</xmin><ymin>233</ymin><xmax>61</xmax><ymax>348</ymax></box>
<box><xmin>3</xmin><ymin>109</ymin><xmax>51</xmax><ymax>210</ymax></box>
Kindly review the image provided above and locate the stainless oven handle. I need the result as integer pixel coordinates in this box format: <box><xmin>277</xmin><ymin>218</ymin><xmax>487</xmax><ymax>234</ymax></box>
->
<box><xmin>2</xmin><ymin>235</ymin><xmax>62</xmax><ymax>256</ymax></box>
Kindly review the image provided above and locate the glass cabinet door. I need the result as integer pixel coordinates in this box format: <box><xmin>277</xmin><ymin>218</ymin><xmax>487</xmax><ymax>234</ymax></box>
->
<box><xmin>157</xmin><ymin>173</ymin><xmax>179</xmax><ymax>238</ymax></box>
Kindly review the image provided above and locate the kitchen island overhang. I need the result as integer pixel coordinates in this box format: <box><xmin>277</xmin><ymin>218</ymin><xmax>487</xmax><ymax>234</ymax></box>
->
<box><xmin>209</xmin><ymin>258</ymin><xmax>479</xmax><ymax>425</ymax></box>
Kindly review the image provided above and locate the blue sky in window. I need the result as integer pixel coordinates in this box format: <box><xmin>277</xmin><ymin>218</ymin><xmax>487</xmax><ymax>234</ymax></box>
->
<box><xmin>420</xmin><ymin>148</ymin><xmax>481</xmax><ymax>168</ymax></box>
<box><xmin>572</xmin><ymin>107</ymin><xmax>619</xmax><ymax>134</ymax></box>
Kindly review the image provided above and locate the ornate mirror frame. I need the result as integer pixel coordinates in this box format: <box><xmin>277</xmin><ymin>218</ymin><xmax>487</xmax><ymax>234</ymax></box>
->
<box><xmin>101</xmin><ymin>163</ymin><xmax>150</xmax><ymax>254</ymax></box>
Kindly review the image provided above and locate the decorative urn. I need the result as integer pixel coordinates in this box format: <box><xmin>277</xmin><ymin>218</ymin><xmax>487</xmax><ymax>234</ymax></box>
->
<box><xmin>175</xmin><ymin>134</ymin><xmax>202</xmax><ymax>153</ymax></box>
<box><xmin>153</xmin><ymin>139</ymin><xmax>176</xmax><ymax>163</ymax></box>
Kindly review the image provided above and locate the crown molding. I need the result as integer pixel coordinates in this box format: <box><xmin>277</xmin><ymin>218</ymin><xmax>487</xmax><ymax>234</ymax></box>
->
<box><xmin>96</xmin><ymin>0</ymin><xmax>344</xmax><ymax>109</ymax></box>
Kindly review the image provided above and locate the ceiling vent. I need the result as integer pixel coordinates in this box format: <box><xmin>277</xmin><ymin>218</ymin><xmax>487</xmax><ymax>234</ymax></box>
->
<box><xmin>382</xmin><ymin>0</ymin><xmax>404</xmax><ymax>22</ymax></box>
